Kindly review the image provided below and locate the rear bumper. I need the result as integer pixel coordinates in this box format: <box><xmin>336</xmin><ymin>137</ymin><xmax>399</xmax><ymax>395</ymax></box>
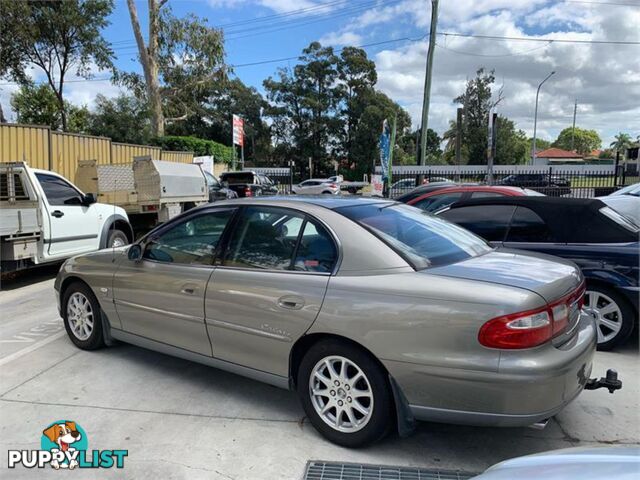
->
<box><xmin>386</xmin><ymin>313</ymin><xmax>596</xmax><ymax>427</ymax></box>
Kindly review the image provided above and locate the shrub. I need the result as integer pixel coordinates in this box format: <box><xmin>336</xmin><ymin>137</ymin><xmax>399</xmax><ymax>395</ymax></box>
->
<box><xmin>151</xmin><ymin>136</ymin><xmax>234</xmax><ymax>165</ymax></box>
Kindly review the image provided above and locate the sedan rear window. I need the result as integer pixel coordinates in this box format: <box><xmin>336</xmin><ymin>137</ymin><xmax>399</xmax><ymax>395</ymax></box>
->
<box><xmin>337</xmin><ymin>203</ymin><xmax>491</xmax><ymax>269</ymax></box>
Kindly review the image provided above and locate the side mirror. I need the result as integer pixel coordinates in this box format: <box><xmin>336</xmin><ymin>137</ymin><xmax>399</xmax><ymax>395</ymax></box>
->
<box><xmin>82</xmin><ymin>193</ymin><xmax>97</xmax><ymax>205</ymax></box>
<box><xmin>128</xmin><ymin>244</ymin><xmax>142</xmax><ymax>262</ymax></box>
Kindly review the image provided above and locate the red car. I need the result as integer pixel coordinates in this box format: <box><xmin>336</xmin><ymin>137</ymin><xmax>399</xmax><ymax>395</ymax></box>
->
<box><xmin>405</xmin><ymin>185</ymin><xmax>543</xmax><ymax>213</ymax></box>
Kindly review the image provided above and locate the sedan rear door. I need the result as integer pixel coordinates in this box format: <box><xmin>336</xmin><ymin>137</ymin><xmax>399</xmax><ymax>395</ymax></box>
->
<box><xmin>205</xmin><ymin>205</ymin><xmax>338</xmax><ymax>377</ymax></box>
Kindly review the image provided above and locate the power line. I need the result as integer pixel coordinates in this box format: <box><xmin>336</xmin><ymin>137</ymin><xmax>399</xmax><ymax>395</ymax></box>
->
<box><xmin>2</xmin><ymin>30</ymin><xmax>638</xmax><ymax>87</ymax></box>
<box><xmin>436</xmin><ymin>41</ymin><xmax>553</xmax><ymax>57</ymax></box>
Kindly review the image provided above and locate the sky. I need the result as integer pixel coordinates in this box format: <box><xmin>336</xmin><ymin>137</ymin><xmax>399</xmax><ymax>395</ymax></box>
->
<box><xmin>1</xmin><ymin>0</ymin><xmax>639</xmax><ymax>147</ymax></box>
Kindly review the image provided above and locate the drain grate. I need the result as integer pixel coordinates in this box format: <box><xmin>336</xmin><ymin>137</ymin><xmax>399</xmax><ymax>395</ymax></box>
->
<box><xmin>303</xmin><ymin>461</ymin><xmax>477</xmax><ymax>480</ymax></box>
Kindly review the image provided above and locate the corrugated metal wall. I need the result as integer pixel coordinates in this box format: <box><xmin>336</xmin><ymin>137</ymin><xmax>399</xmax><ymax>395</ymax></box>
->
<box><xmin>112</xmin><ymin>143</ymin><xmax>162</xmax><ymax>164</ymax></box>
<box><xmin>160</xmin><ymin>150</ymin><xmax>194</xmax><ymax>163</ymax></box>
<box><xmin>51</xmin><ymin>132</ymin><xmax>111</xmax><ymax>181</ymax></box>
<box><xmin>1</xmin><ymin>124</ymin><xmax>194</xmax><ymax>182</ymax></box>
<box><xmin>0</xmin><ymin>124</ymin><xmax>51</xmax><ymax>170</ymax></box>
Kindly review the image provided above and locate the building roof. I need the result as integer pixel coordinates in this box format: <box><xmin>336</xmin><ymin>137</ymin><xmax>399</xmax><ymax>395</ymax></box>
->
<box><xmin>536</xmin><ymin>148</ymin><xmax>583</xmax><ymax>159</ymax></box>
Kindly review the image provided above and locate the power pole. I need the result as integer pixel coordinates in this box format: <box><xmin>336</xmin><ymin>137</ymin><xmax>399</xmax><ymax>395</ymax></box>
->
<box><xmin>571</xmin><ymin>99</ymin><xmax>577</xmax><ymax>151</ymax></box>
<box><xmin>455</xmin><ymin>108</ymin><xmax>463</xmax><ymax>167</ymax></box>
<box><xmin>419</xmin><ymin>0</ymin><xmax>439</xmax><ymax>165</ymax></box>
<box><xmin>487</xmin><ymin>111</ymin><xmax>497</xmax><ymax>185</ymax></box>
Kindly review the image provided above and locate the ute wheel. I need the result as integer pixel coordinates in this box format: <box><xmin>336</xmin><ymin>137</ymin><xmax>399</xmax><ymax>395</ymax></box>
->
<box><xmin>297</xmin><ymin>339</ymin><xmax>393</xmax><ymax>447</ymax></box>
<box><xmin>107</xmin><ymin>229</ymin><xmax>128</xmax><ymax>248</ymax></box>
<box><xmin>584</xmin><ymin>284</ymin><xmax>634</xmax><ymax>351</ymax></box>
<box><xmin>62</xmin><ymin>282</ymin><xmax>105</xmax><ymax>350</ymax></box>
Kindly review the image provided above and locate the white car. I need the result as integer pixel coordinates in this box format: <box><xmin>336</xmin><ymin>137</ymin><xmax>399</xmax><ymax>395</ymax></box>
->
<box><xmin>292</xmin><ymin>179</ymin><xmax>340</xmax><ymax>195</ymax></box>
<box><xmin>1</xmin><ymin>162</ymin><xmax>133</xmax><ymax>273</ymax></box>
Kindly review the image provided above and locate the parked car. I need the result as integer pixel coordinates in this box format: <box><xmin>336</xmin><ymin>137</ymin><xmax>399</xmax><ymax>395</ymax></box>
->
<box><xmin>55</xmin><ymin>196</ymin><xmax>617</xmax><ymax>447</ymax></box>
<box><xmin>390</xmin><ymin>178</ymin><xmax>417</xmax><ymax>196</ymax></box>
<box><xmin>219</xmin><ymin>171</ymin><xmax>279</xmax><ymax>197</ymax></box>
<box><xmin>1</xmin><ymin>162</ymin><xmax>133</xmax><ymax>274</ymax></box>
<box><xmin>404</xmin><ymin>185</ymin><xmax>543</xmax><ymax>213</ymax></box>
<box><xmin>497</xmin><ymin>173</ymin><xmax>571</xmax><ymax>196</ymax></box>
<box><xmin>471</xmin><ymin>446</ymin><xmax>640</xmax><ymax>480</ymax></box>
<box><xmin>597</xmin><ymin>195</ymin><xmax>640</xmax><ymax>225</ymax></box>
<box><xmin>292</xmin><ymin>179</ymin><xmax>340</xmax><ymax>195</ymax></box>
<box><xmin>203</xmin><ymin>171</ymin><xmax>238</xmax><ymax>202</ymax></box>
<box><xmin>394</xmin><ymin>181</ymin><xmax>459</xmax><ymax>203</ymax></box>
<box><xmin>610</xmin><ymin>182</ymin><xmax>640</xmax><ymax>197</ymax></box>
<box><xmin>437</xmin><ymin>197</ymin><xmax>639</xmax><ymax>350</ymax></box>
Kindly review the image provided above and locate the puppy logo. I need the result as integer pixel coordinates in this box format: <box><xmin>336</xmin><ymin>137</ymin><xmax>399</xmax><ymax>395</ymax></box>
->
<box><xmin>41</xmin><ymin>420</ymin><xmax>87</xmax><ymax>470</ymax></box>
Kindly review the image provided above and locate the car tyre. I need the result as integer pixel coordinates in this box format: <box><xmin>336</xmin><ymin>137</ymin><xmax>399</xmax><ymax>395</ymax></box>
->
<box><xmin>62</xmin><ymin>282</ymin><xmax>105</xmax><ymax>350</ymax></box>
<box><xmin>585</xmin><ymin>284</ymin><xmax>634</xmax><ymax>351</ymax></box>
<box><xmin>297</xmin><ymin>339</ymin><xmax>393</xmax><ymax>447</ymax></box>
<box><xmin>107</xmin><ymin>229</ymin><xmax>128</xmax><ymax>248</ymax></box>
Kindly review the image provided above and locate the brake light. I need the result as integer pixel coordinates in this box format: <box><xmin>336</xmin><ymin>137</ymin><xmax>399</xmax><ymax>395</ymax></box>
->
<box><xmin>479</xmin><ymin>283</ymin><xmax>585</xmax><ymax>349</ymax></box>
<box><xmin>244</xmin><ymin>187</ymin><xmax>252</xmax><ymax>197</ymax></box>
<box><xmin>328</xmin><ymin>183</ymin><xmax>337</xmax><ymax>188</ymax></box>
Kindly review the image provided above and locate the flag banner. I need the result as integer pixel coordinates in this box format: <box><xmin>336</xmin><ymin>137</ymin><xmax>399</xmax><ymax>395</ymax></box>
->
<box><xmin>233</xmin><ymin>115</ymin><xmax>244</xmax><ymax>147</ymax></box>
<box><xmin>379</xmin><ymin>119</ymin><xmax>391</xmax><ymax>181</ymax></box>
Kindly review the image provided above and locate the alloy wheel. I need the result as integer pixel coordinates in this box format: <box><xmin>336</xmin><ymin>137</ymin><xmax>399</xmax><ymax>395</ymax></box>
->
<box><xmin>66</xmin><ymin>292</ymin><xmax>94</xmax><ymax>341</ymax></box>
<box><xmin>584</xmin><ymin>290</ymin><xmax>623</xmax><ymax>344</ymax></box>
<box><xmin>308</xmin><ymin>355</ymin><xmax>374</xmax><ymax>433</ymax></box>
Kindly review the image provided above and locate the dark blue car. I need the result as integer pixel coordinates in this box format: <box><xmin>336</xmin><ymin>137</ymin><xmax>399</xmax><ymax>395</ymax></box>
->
<box><xmin>437</xmin><ymin>197</ymin><xmax>639</xmax><ymax>350</ymax></box>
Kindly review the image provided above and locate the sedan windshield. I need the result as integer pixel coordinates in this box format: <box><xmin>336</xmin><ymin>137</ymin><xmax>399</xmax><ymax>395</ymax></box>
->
<box><xmin>337</xmin><ymin>203</ymin><xmax>491</xmax><ymax>269</ymax></box>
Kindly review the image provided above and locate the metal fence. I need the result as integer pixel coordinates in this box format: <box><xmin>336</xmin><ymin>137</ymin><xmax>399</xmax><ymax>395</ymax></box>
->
<box><xmin>376</xmin><ymin>165</ymin><xmax>634</xmax><ymax>199</ymax></box>
<box><xmin>253</xmin><ymin>167</ymin><xmax>293</xmax><ymax>194</ymax></box>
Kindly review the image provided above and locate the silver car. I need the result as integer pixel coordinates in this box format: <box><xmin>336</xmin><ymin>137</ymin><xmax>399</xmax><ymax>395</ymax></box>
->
<box><xmin>55</xmin><ymin>197</ymin><xmax>600</xmax><ymax>447</ymax></box>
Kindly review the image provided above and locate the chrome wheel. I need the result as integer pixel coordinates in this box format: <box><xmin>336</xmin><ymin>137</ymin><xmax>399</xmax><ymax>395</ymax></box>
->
<box><xmin>309</xmin><ymin>355</ymin><xmax>374</xmax><ymax>433</ymax></box>
<box><xmin>584</xmin><ymin>290</ymin><xmax>623</xmax><ymax>344</ymax></box>
<box><xmin>66</xmin><ymin>292</ymin><xmax>94</xmax><ymax>341</ymax></box>
<box><xmin>110</xmin><ymin>236</ymin><xmax>126</xmax><ymax>248</ymax></box>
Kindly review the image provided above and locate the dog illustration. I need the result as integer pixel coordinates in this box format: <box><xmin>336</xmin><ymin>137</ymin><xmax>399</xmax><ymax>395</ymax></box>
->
<box><xmin>42</xmin><ymin>421</ymin><xmax>82</xmax><ymax>470</ymax></box>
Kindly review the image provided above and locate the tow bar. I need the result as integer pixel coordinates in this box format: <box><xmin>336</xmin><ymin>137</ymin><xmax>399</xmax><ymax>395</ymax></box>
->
<box><xmin>585</xmin><ymin>369</ymin><xmax>622</xmax><ymax>393</ymax></box>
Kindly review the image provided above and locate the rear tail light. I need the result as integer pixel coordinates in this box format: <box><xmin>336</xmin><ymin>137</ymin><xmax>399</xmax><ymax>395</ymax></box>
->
<box><xmin>244</xmin><ymin>187</ymin><xmax>252</xmax><ymax>197</ymax></box>
<box><xmin>479</xmin><ymin>282</ymin><xmax>585</xmax><ymax>349</ymax></box>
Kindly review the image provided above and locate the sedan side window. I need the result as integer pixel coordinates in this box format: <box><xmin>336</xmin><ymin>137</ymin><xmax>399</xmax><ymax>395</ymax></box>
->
<box><xmin>35</xmin><ymin>173</ymin><xmax>83</xmax><ymax>206</ymax></box>
<box><xmin>223</xmin><ymin>207</ymin><xmax>303</xmax><ymax>270</ymax></box>
<box><xmin>412</xmin><ymin>192</ymin><xmax>464</xmax><ymax>213</ymax></box>
<box><xmin>470</xmin><ymin>191</ymin><xmax>506</xmax><ymax>199</ymax></box>
<box><xmin>505</xmin><ymin>206</ymin><xmax>555</xmax><ymax>242</ymax></box>
<box><xmin>292</xmin><ymin>219</ymin><xmax>337</xmax><ymax>273</ymax></box>
<box><xmin>439</xmin><ymin>205</ymin><xmax>516</xmax><ymax>242</ymax></box>
<box><xmin>143</xmin><ymin>209</ymin><xmax>235</xmax><ymax>265</ymax></box>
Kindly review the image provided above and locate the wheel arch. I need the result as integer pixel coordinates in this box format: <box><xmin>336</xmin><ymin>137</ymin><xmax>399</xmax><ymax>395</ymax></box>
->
<box><xmin>288</xmin><ymin>332</ymin><xmax>414</xmax><ymax>437</ymax></box>
<box><xmin>99</xmin><ymin>214</ymin><xmax>134</xmax><ymax>248</ymax></box>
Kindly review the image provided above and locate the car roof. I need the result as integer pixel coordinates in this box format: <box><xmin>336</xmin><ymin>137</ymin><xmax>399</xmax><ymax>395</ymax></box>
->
<box><xmin>447</xmin><ymin>196</ymin><xmax>638</xmax><ymax>243</ymax></box>
<box><xmin>199</xmin><ymin>195</ymin><xmax>394</xmax><ymax>210</ymax></box>
<box><xmin>413</xmin><ymin>185</ymin><xmax>529</xmax><ymax>199</ymax></box>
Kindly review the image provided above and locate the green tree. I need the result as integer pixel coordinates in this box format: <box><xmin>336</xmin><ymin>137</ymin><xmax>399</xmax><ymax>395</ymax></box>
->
<box><xmin>530</xmin><ymin>137</ymin><xmax>551</xmax><ymax>153</ymax></box>
<box><xmin>165</xmin><ymin>78</ymin><xmax>271</xmax><ymax>165</ymax></box>
<box><xmin>494</xmin><ymin>117</ymin><xmax>529</xmax><ymax>165</ymax></box>
<box><xmin>11</xmin><ymin>83</ymin><xmax>89</xmax><ymax>133</ymax></box>
<box><xmin>454</xmin><ymin>68</ymin><xmax>496</xmax><ymax>164</ymax></box>
<box><xmin>124</xmin><ymin>0</ymin><xmax>226</xmax><ymax>137</ymax></box>
<box><xmin>1</xmin><ymin>0</ymin><xmax>115</xmax><ymax>131</ymax></box>
<box><xmin>552</xmin><ymin>127</ymin><xmax>601</xmax><ymax>155</ymax></box>
<box><xmin>609</xmin><ymin>132</ymin><xmax>632</xmax><ymax>160</ymax></box>
<box><xmin>86</xmin><ymin>94</ymin><xmax>151</xmax><ymax>144</ymax></box>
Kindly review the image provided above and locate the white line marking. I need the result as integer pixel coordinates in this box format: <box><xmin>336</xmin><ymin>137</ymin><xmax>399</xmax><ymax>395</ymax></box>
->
<box><xmin>0</xmin><ymin>331</ymin><xmax>66</xmax><ymax>367</ymax></box>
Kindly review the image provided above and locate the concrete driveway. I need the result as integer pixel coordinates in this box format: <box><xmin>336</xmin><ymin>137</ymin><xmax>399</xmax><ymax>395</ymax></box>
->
<box><xmin>1</xmin><ymin>267</ymin><xmax>638</xmax><ymax>479</ymax></box>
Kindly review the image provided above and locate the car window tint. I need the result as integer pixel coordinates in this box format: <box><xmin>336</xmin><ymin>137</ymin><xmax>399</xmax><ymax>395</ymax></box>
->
<box><xmin>439</xmin><ymin>205</ymin><xmax>515</xmax><ymax>242</ymax></box>
<box><xmin>505</xmin><ymin>207</ymin><xmax>555</xmax><ymax>242</ymax></box>
<box><xmin>338</xmin><ymin>203</ymin><xmax>491</xmax><ymax>270</ymax></box>
<box><xmin>412</xmin><ymin>192</ymin><xmax>464</xmax><ymax>212</ymax></box>
<box><xmin>470</xmin><ymin>191</ymin><xmax>507</xmax><ymax>199</ymax></box>
<box><xmin>144</xmin><ymin>209</ymin><xmax>234</xmax><ymax>265</ymax></box>
<box><xmin>292</xmin><ymin>219</ymin><xmax>337</xmax><ymax>273</ymax></box>
<box><xmin>223</xmin><ymin>206</ymin><xmax>301</xmax><ymax>270</ymax></box>
<box><xmin>35</xmin><ymin>173</ymin><xmax>82</xmax><ymax>206</ymax></box>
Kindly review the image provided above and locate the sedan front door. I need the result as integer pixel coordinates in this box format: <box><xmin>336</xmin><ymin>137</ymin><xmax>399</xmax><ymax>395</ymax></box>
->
<box><xmin>112</xmin><ymin>207</ymin><xmax>237</xmax><ymax>355</ymax></box>
<box><xmin>205</xmin><ymin>206</ymin><xmax>338</xmax><ymax>376</ymax></box>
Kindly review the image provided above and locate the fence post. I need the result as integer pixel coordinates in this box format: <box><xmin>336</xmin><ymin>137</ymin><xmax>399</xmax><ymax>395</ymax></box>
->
<box><xmin>548</xmin><ymin>166</ymin><xmax>553</xmax><ymax>189</ymax></box>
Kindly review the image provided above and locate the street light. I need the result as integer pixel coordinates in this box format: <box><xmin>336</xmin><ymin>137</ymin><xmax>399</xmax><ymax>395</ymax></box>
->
<box><xmin>532</xmin><ymin>70</ymin><xmax>555</xmax><ymax>164</ymax></box>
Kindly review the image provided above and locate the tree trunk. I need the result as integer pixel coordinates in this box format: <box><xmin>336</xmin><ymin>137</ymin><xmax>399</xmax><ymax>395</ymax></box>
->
<box><xmin>0</xmin><ymin>102</ymin><xmax>6</xmax><ymax>123</ymax></box>
<box><xmin>127</xmin><ymin>0</ymin><xmax>164</xmax><ymax>137</ymax></box>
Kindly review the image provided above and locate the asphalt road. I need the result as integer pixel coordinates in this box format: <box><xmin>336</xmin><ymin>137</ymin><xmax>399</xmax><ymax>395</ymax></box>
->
<box><xmin>1</xmin><ymin>269</ymin><xmax>638</xmax><ymax>479</ymax></box>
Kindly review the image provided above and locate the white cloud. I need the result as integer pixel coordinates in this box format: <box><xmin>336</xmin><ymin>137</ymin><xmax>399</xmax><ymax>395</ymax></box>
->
<box><xmin>319</xmin><ymin>30</ymin><xmax>362</xmax><ymax>46</ymax></box>
<box><xmin>208</xmin><ymin>0</ymin><xmax>323</xmax><ymax>14</ymax></box>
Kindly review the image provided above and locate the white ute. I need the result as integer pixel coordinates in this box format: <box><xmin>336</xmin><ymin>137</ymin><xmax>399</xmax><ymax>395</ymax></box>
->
<box><xmin>0</xmin><ymin>161</ymin><xmax>133</xmax><ymax>274</ymax></box>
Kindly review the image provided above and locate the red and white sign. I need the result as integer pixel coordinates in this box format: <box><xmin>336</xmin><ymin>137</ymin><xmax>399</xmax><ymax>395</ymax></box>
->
<box><xmin>232</xmin><ymin>114</ymin><xmax>244</xmax><ymax>147</ymax></box>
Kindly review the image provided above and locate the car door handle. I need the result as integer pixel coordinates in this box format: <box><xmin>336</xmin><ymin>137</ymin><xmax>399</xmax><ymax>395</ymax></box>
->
<box><xmin>277</xmin><ymin>295</ymin><xmax>305</xmax><ymax>310</ymax></box>
<box><xmin>51</xmin><ymin>210</ymin><xmax>64</xmax><ymax>218</ymax></box>
<box><xmin>181</xmin><ymin>286</ymin><xmax>197</xmax><ymax>295</ymax></box>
